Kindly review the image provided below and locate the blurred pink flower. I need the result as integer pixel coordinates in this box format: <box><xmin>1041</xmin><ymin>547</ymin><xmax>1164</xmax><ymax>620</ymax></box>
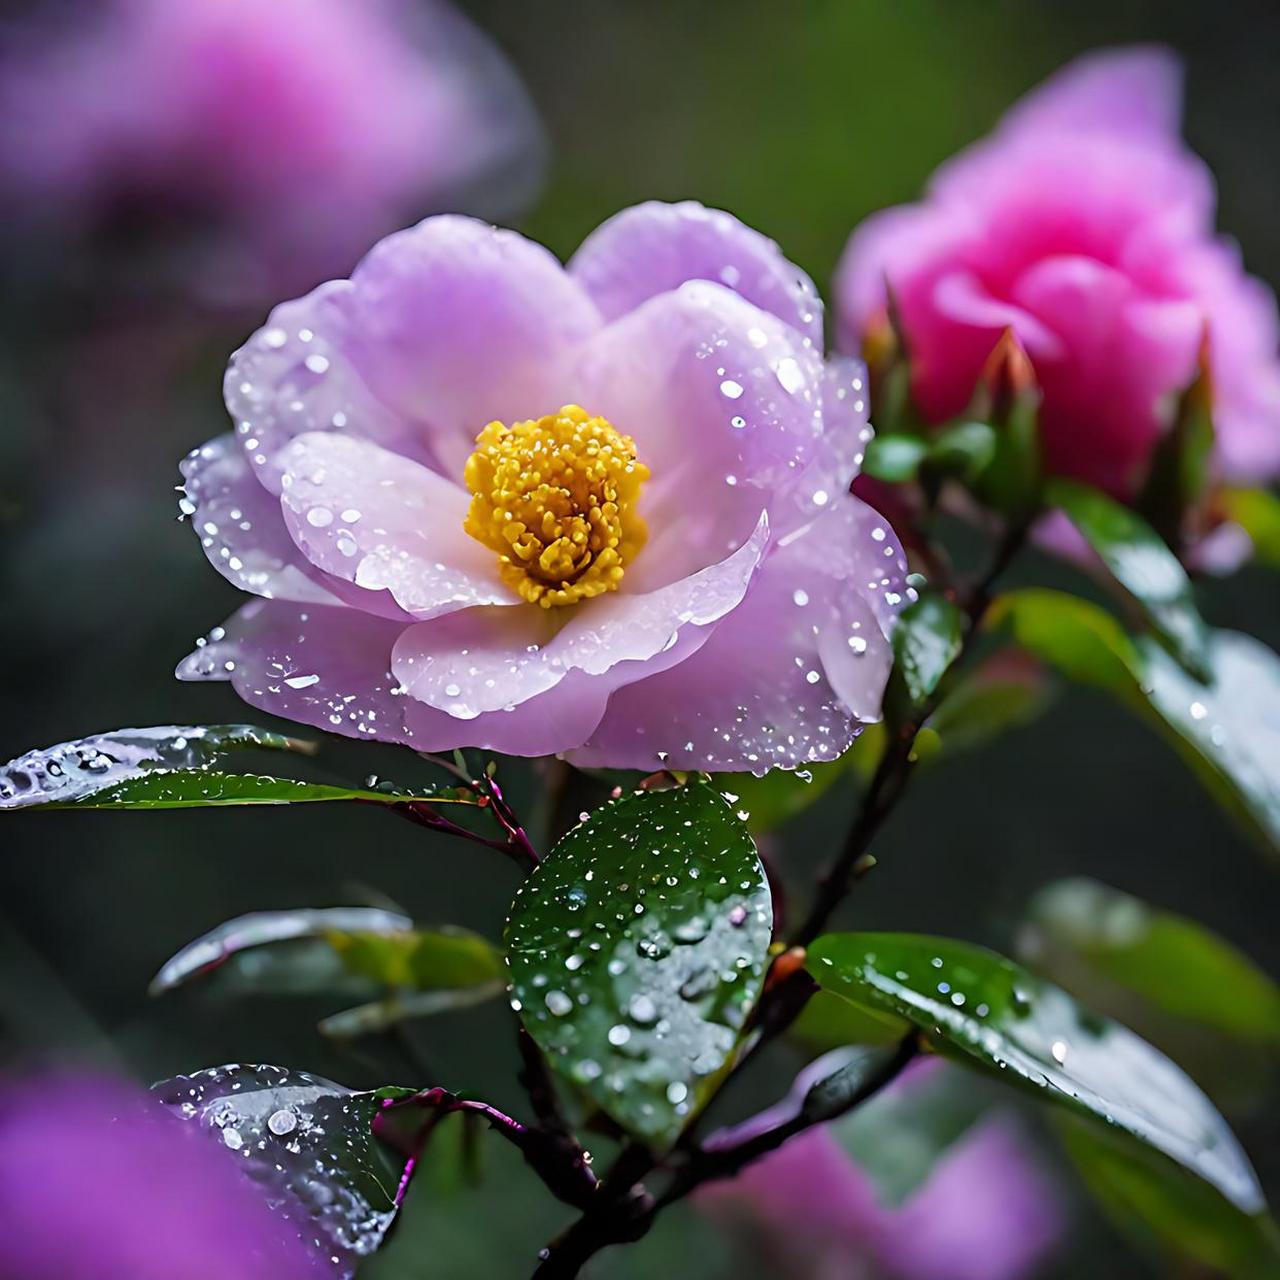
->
<box><xmin>178</xmin><ymin>202</ymin><xmax>910</xmax><ymax>771</ymax></box>
<box><xmin>0</xmin><ymin>1073</ymin><xmax>324</xmax><ymax>1280</ymax></box>
<box><xmin>0</xmin><ymin>0</ymin><xmax>543</xmax><ymax>304</ymax></box>
<box><xmin>698</xmin><ymin>1113</ymin><xmax>1062</xmax><ymax>1280</ymax></box>
<box><xmin>837</xmin><ymin>47</ymin><xmax>1280</xmax><ymax>499</ymax></box>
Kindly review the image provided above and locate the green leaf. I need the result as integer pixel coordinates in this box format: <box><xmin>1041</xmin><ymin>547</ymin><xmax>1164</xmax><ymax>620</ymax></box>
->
<box><xmin>993</xmin><ymin>592</ymin><xmax>1280</xmax><ymax>857</ymax></box>
<box><xmin>319</xmin><ymin>984</ymin><xmax>505</xmax><ymax>1040</ymax></box>
<box><xmin>1137</xmin><ymin>631</ymin><xmax>1280</xmax><ymax>855</ymax></box>
<box><xmin>330</xmin><ymin>925</ymin><xmax>501</xmax><ymax>990</ymax></box>
<box><xmin>1060</xmin><ymin>1116</ymin><xmax>1280</xmax><ymax>1280</ymax></box>
<box><xmin>1021</xmin><ymin>878</ymin><xmax>1280</xmax><ymax>1047</ymax></box>
<box><xmin>712</xmin><ymin>756</ymin><xmax>851</xmax><ymax>833</ymax></box>
<box><xmin>0</xmin><ymin>724</ymin><xmax>475</xmax><ymax>811</ymax></box>
<box><xmin>806</xmin><ymin>931</ymin><xmax>1265</xmax><ymax>1213</ymax></box>
<box><xmin>925</xmin><ymin>651</ymin><xmax>1054</xmax><ymax>755</ymax></box>
<box><xmin>789</xmin><ymin>989</ymin><xmax>910</xmax><ymax>1051</ymax></box>
<box><xmin>861</xmin><ymin>432</ymin><xmax>928</xmax><ymax>484</ymax></box>
<box><xmin>505</xmin><ymin>781</ymin><xmax>772</xmax><ymax>1146</ymax></box>
<box><xmin>1221</xmin><ymin>486</ymin><xmax>1280</xmax><ymax>568</ymax></box>
<box><xmin>923</xmin><ymin>420</ymin><xmax>997</xmax><ymax>484</ymax></box>
<box><xmin>986</xmin><ymin>588</ymin><xmax>1140</xmax><ymax>692</ymax></box>
<box><xmin>152</xmin><ymin>1064</ymin><xmax>415</xmax><ymax>1277</ymax></box>
<box><xmin>151</xmin><ymin>907</ymin><xmax>503</xmax><ymax>1004</ymax></box>
<box><xmin>1047</xmin><ymin>477</ymin><xmax>1210</xmax><ymax>677</ymax></box>
<box><xmin>891</xmin><ymin>591</ymin><xmax>965</xmax><ymax>709</ymax></box>
<box><xmin>1139</xmin><ymin>357</ymin><xmax>1215</xmax><ymax>545</ymax></box>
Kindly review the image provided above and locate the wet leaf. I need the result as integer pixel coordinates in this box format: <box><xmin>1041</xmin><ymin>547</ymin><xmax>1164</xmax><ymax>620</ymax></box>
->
<box><xmin>152</xmin><ymin>908</ymin><xmax>503</xmax><ymax>1029</ymax></box>
<box><xmin>153</xmin><ymin>1064</ymin><xmax>415</xmax><ymax>1277</ymax></box>
<box><xmin>923</xmin><ymin>419</ymin><xmax>997</xmax><ymax>485</ymax></box>
<box><xmin>1138</xmin><ymin>630</ymin><xmax>1280</xmax><ymax>854</ymax></box>
<box><xmin>711</xmin><ymin>758</ymin><xmax>851</xmax><ymax>833</ymax></box>
<box><xmin>0</xmin><ymin>724</ymin><xmax>475</xmax><ymax>811</ymax></box>
<box><xmin>789</xmin><ymin>989</ymin><xmax>910</xmax><ymax>1052</ymax></box>
<box><xmin>150</xmin><ymin>907</ymin><xmax>413</xmax><ymax>997</ymax></box>
<box><xmin>990</xmin><ymin>591</ymin><xmax>1280</xmax><ymax>857</ymax></box>
<box><xmin>806</xmin><ymin>932</ymin><xmax>1265</xmax><ymax>1213</ymax></box>
<box><xmin>860</xmin><ymin>432</ymin><xmax>927</xmax><ymax>484</ymax></box>
<box><xmin>505</xmin><ymin>780</ymin><xmax>772</xmax><ymax>1146</ymax></box>
<box><xmin>319</xmin><ymin>984</ymin><xmax>505</xmax><ymax>1040</ymax></box>
<box><xmin>924</xmin><ymin>651</ymin><xmax>1054</xmax><ymax>755</ymax></box>
<box><xmin>1060</xmin><ymin>1116</ymin><xmax>1280</xmax><ymax>1280</ymax></box>
<box><xmin>1047</xmin><ymin>478</ymin><xmax>1210</xmax><ymax>677</ymax></box>
<box><xmin>891</xmin><ymin>592</ymin><xmax>964</xmax><ymax>709</ymax></box>
<box><xmin>1020</xmin><ymin>878</ymin><xmax>1280</xmax><ymax>1047</ymax></box>
<box><xmin>1220</xmin><ymin>486</ymin><xmax>1280</xmax><ymax>568</ymax></box>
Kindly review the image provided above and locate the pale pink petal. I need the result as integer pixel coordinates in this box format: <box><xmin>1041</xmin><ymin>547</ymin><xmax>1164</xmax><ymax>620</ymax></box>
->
<box><xmin>575</xmin><ymin>282</ymin><xmax>826</xmax><ymax>590</ymax></box>
<box><xmin>390</xmin><ymin>514</ymin><xmax>770</xmax><ymax>718</ymax></box>
<box><xmin>328</xmin><ymin>215</ymin><xmax>602</xmax><ymax>476</ymax></box>
<box><xmin>569</xmin><ymin>495</ymin><xmax>906</xmax><ymax>773</ymax></box>
<box><xmin>179</xmin><ymin>433</ymin><xmax>341</xmax><ymax>606</ymax></box>
<box><xmin>176</xmin><ymin>599</ymin><xmax>623</xmax><ymax>757</ymax></box>
<box><xmin>225</xmin><ymin>282</ymin><xmax>419</xmax><ymax>494</ymax></box>
<box><xmin>278</xmin><ymin>431</ymin><xmax>518</xmax><ymax>619</ymax></box>
<box><xmin>569</xmin><ymin>200</ymin><xmax>824</xmax><ymax>347</ymax></box>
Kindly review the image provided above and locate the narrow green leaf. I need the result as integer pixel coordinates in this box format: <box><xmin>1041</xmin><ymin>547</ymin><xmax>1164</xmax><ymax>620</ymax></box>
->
<box><xmin>861</xmin><ymin>432</ymin><xmax>928</xmax><ymax>484</ymax></box>
<box><xmin>1221</xmin><ymin>486</ymin><xmax>1280</xmax><ymax>568</ymax></box>
<box><xmin>806</xmin><ymin>931</ymin><xmax>1265</xmax><ymax>1213</ymax></box>
<box><xmin>1139</xmin><ymin>357</ymin><xmax>1215</xmax><ymax>545</ymax></box>
<box><xmin>991</xmin><ymin>592</ymin><xmax>1280</xmax><ymax>858</ymax></box>
<box><xmin>505</xmin><ymin>781</ymin><xmax>772</xmax><ymax>1146</ymax></box>
<box><xmin>1021</xmin><ymin>878</ymin><xmax>1280</xmax><ymax>1047</ymax></box>
<box><xmin>924</xmin><ymin>420</ymin><xmax>997</xmax><ymax>484</ymax></box>
<box><xmin>330</xmin><ymin>925</ymin><xmax>503</xmax><ymax>991</ymax></box>
<box><xmin>152</xmin><ymin>1064</ymin><xmax>415</xmax><ymax>1277</ymax></box>
<box><xmin>152</xmin><ymin>908</ymin><xmax>502</xmax><ymax>1005</ymax></box>
<box><xmin>319</xmin><ymin>983</ymin><xmax>505</xmax><ymax>1040</ymax></box>
<box><xmin>1137</xmin><ymin>631</ymin><xmax>1280</xmax><ymax>854</ymax></box>
<box><xmin>1047</xmin><ymin>477</ymin><xmax>1211</xmax><ymax>677</ymax></box>
<box><xmin>891</xmin><ymin>592</ymin><xmax>964</xmax><ymax>708</ymax></box>
<box><xmin>1059</xmin><ymin>1116</ymin><xmax>1280</xmax><ymax>1280</ymax></box>
<box><xmin>986</xmin><ymin>588</ymin><xmax>1140</xmax><ymax>692</ymax></box>
<box><xmin>925</xmin><ymin>651</ymin><xmax>1054</xmax><ymax>755</ymax></box>
<box><xmin>0</xmin><ymin>724</ymin><xmax>475</xmax><ymax>811</ymax></box>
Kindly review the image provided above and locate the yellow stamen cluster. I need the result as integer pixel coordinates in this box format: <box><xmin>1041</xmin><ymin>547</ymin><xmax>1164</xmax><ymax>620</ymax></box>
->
<box><xmin>463</xmin><ymin>405</ymin><xmax>650</xmax><ymax>609</ymax></box>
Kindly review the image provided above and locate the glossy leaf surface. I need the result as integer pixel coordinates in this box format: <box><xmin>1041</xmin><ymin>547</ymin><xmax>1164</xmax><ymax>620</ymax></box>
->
<box><xmin>505</xmin><ymin>782</ymin><xmax>772</xmax><ymax>1146</ymax></box>
<box><xmin>807</xmin><ymin>932</ymin><xmax>1264</xmax><ymax>1212</ymax></box>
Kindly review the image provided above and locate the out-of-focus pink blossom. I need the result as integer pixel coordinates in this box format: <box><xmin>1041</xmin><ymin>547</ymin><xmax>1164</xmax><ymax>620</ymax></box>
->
<box><xmin>837</xmin><ymin>47</ymin><xmax>1280</xmax><ymax>499</ymax></box>
<box><xmin>177</xmin><ymin>202</ymin><xmax>910</xmax><ymax>772</ymax></box>
<box><xmin>0</xmin><ymin>0</ymin><xmax>543</xmax><ymax>304</ymax></box>
<box><xmin>698</xmin><ymin>1109</ymin><xmax>1061</xmax><ymax>1280</ymax></box>
<box><xmin>0</xmin><ymin>1073</ymin><xmax>324</xmax><ymax>1280</ymax></box>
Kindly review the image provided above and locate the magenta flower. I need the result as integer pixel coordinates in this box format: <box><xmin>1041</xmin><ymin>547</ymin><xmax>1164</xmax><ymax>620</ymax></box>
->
<box><xmin>836</xmin><ymin>47</ymin><xmax>1280</xmax><ymax>499</ymax></box>
<box><xmin>698</xmin><ymin>1115</ymin><xmax>1061</xmax><ymax>1280</ymax></box>
<box><xmin>0</xmin><ymin>1074</ymin><xmax>324</xmax><ymax>1279</ymax></box>
<box><xmin>0</xmin><ymin>0</ymin><xmax>542</xmax><ymax>304</ymax></box>
<box><xmin>177</xmin><ymin>202</ymin><xmax>909</xmax><ymax>771</ymax></box>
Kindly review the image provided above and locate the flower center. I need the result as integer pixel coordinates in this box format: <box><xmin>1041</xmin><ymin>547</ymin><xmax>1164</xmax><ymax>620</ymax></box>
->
<box><xmin>463</xmin><ymin>404</ymin><xmax>650</xmax><ymax>609</ymax></box>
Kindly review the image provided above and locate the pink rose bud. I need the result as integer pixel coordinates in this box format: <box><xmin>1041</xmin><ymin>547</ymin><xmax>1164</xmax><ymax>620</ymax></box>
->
<box><xmin>836</xmin><ymin>47</ymin><xmax>1280</xmax><ymax>500</ymax></box>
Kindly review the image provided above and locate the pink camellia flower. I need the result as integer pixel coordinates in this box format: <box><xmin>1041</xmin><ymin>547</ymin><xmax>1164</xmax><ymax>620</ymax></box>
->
<box><xmin>177</xmin><ymin>202</ymin><xmax>910</xmax><ymax>772</ymax></box>
<box><xmin>698</xmin><ymin>1115</ymin><xmax>1061</xmax><ymax>1280</ymax></box>
<box><xmin>0</xmin><ymin>0</ymin><xmax>543</xmax><ymax>304</ymax></box>
<box><xmin>0</xmin><ymin>1074</ymin><xmax>324</xmax><ymax>1279</ymax></box>
<box><xmin>836</xmin><ymin>47</ymin><xmax>1280</xmax><ymax>499</ymax></box>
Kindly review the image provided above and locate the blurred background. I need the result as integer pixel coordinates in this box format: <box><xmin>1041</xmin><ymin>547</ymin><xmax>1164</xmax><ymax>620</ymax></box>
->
<box><xmin>1</xmin><ymin>2</ymin><xmax>1277</xmax><ymax>1276</ymax></box>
